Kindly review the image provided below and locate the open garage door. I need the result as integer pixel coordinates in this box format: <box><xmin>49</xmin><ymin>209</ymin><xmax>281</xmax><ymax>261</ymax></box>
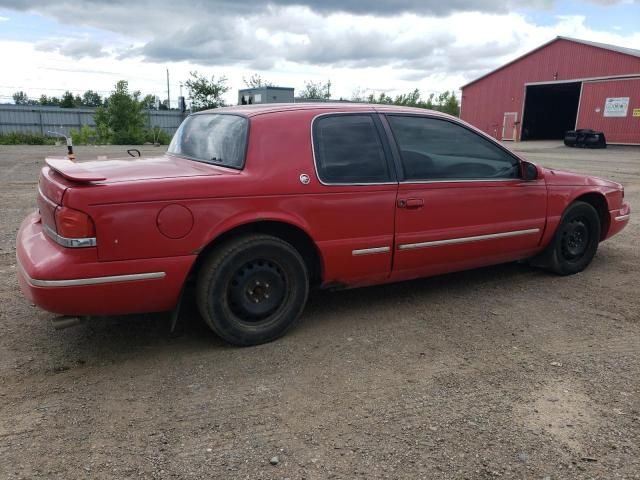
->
<box><xmin>521</xmin><ymin>82</ymin><xmax>581</xmax><ymax>140</ymax></box>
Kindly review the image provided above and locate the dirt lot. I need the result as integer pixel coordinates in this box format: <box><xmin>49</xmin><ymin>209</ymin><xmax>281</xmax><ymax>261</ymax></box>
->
<box><xmin>0</xmin><ymin>142</ymin><xmax>638</xmax><ymax>479</ymax></box>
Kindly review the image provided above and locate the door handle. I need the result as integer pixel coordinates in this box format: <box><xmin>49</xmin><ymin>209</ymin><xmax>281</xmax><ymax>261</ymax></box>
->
<box><xmin>398</xmin><ymin>198</ymin><xmax>424</xmax><ymax>209</ymax></box>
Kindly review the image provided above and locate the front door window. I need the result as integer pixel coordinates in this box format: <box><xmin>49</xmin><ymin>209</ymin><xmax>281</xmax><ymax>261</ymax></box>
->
<box><xmin>386</xmin><ymin>115</ymin><xmax>520</xmax><ymax>181</ymax></box>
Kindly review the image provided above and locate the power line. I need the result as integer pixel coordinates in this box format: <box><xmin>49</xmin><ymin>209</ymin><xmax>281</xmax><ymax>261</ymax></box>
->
<box><xmin>0</xmin><ymin>87</ymin><xmax>171</xmax><ymax>97</ymax></box>
<box><xmin>0</xmin><ymin>85</ymin><xmax>172</xmax><ymax>94</ymax></box>
<box><xmin>0</xmin><ymin>85</ymin><xmax>112</xmax><ymax>93</ymax></box>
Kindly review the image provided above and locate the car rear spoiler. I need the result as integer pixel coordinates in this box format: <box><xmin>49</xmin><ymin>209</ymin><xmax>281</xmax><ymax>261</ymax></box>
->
<box><xmin>45</xmin><ymin>157</ymin><xmax>106</xmax><ymax>182</ymax></box>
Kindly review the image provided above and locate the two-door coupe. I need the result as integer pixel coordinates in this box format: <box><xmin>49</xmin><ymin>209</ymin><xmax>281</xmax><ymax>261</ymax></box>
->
<box><xmin>16</xmin><ymin>104</ymin><xmax>630</xmax><ymax>345</ymax></box>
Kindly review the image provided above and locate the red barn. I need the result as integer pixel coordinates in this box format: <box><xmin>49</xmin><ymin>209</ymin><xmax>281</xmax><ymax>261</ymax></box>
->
<box><xmin>460</xmin><ymin>36</ymin><xmax>640</xmax><ymax>145</ymax></box>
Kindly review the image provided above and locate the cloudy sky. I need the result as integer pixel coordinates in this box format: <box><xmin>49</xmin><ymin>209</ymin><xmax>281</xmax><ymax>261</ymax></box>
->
<box><xmin>0</xmin><ymin>0</ymin><xmax>639</xmax><ymax>105</ymax></box>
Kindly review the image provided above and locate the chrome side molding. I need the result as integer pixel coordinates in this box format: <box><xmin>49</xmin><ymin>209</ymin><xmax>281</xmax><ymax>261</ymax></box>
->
<box><xmin>19</xmin><ymin>263</ymin><xmax>166</xmax><ymax>288</ymax></box>
<box><xmin>352</xmin><ymin>246</ymin><xmax>391</xmax><ymax>256</ymax></box>
<box><xmin>398</xmin><ymin>228</ymin><xmax>540</xmax><ymax>251</ymax></box>
<box><xmin>615</xmin><ymin>214</ymin><xmax>630</xmax><ymax>222</ymax></box>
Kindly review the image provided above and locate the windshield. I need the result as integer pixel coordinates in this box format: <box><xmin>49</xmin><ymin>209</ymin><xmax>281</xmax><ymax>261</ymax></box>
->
<box><xmin>168</xmin><ymin>114</ymin><xmax>248</xmax><ymax>168</ymax></box>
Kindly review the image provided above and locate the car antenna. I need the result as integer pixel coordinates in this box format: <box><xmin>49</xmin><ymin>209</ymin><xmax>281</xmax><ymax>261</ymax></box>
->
<box><xmin>47</xmin><ymin>130</ymin><xmax>75</xmax><ymax>160</ymax></box>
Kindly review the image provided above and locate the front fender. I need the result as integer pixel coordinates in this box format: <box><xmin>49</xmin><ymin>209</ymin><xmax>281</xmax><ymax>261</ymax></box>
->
<box><xmin>540</xmin><ymin>185</ymin><xmax>617</xmax><ymax>248</ymax></box>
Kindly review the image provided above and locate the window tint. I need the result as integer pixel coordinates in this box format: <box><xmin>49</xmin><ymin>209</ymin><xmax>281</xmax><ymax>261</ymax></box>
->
<box><xmin>313</xmin><ymin>114</ymin><xmax>391</xmax><ymax>184</ymax></box>
<box><xmin>168</xmin><ymin>114</ymin><xmax>248</xmax><ymax>169</ymax></box>
<box><xmin>387</xmin><ymin>116</ymin><xmax>520</xmax><ymax>181</ymax></box>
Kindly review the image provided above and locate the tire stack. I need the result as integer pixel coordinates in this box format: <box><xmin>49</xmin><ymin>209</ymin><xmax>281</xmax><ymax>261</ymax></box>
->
<box><xmin>564</xmin><ymin>129</ymin><xmax>607</xmax><ymax>149</ymax></box>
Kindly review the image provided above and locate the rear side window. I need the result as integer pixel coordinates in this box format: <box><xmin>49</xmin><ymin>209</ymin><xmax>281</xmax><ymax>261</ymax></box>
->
<box><xmin>387</xmin><ymin>115</ymin><xmax>520</xmax><ymax>181</ymax></box>
<box><xmin>313</xmin><ymin>114</ymin><xmax>391</xmax><ymax>184</ymax></box>
<box><xmin>168</xmin><ymin>114</ymin><xmax>248</xmax><ymax>169</ymax></box>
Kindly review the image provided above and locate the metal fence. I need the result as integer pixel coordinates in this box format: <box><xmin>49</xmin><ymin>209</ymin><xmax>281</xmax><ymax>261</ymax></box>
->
<box><xmin>0</xmin><ymin>104</ymin><xmax>186</xmax><ymax>137</ymax></box>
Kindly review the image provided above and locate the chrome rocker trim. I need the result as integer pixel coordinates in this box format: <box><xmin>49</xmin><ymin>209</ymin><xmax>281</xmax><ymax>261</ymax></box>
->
<box><xmin>19</xmin><ymin>263</ymin><xmax>166</xmax><ymax>288</ymax></box>
<box><xmin>615</xmin><ymin>214</ymin><xmax>630</xmax><ymax>222</ymax></box>
<box><xmin>352</xmin><ymin>246</ymin><xmax>391</xmax><ymax>256</ymax></box>
<box><xmin>398</xmin><ymin>228</ymin><xmax>540</xmax><ymax>251</ymax></box>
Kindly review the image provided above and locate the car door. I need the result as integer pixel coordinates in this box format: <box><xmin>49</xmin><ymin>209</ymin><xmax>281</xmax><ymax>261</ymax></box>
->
<box><xmin>382</xmin><ymin>114</ymin><xmax>547</xmax><ymax>281</ymax></box>
<box><xmin>310</xmin><ymin>112</ymin><xmax>398</xmax><ymax>286</ymax></box>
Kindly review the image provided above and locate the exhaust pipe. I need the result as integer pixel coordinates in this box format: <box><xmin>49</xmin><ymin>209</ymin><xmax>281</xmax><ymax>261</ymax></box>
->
<box><xmin>51</xmin><ymin>316</ymin><xmax>85</xmax><ymax>330</ymax></box>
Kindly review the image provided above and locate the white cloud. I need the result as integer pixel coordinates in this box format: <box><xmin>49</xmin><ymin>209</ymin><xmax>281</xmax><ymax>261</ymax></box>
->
<box><xmin>0</xmin><ymin>15</ymin><xmax>9</xmax><ymax>21</ymax></box>
<box><xmin>35</xmin><ymin>38</ymin><xmax>110</xmax><ymax>59</ymax></box>
<box><xmin>0</xmin><ymin>6</ymin><xmax>639</xmax><ymax>106</ymax></box>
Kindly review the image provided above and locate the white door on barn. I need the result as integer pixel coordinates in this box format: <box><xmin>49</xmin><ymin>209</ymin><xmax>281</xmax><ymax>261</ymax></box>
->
<box><xmin>502</xmin><ymin>112</ymin><xmax>518</xmax><ymax>141</ymax></box>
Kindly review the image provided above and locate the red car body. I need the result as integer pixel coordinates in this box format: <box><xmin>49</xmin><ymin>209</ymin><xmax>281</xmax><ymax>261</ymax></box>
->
<box><xmin>17</xmin><ymin>104</ymin><xmax>630</xmax><ymax>319</ymax></box>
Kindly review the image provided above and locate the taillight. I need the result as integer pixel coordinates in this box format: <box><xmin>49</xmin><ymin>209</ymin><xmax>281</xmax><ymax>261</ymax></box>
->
<box><xmin>55</xmin><ymin>206</ymin><xmax>95</xmax><ymax>239</ymax></box>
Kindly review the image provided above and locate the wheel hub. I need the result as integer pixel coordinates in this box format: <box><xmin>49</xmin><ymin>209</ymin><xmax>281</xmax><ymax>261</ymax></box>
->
<box><xmin>227</xmin><ymin>259</ymin><xmax>286</xmax><ymax>321</ymax></box>
<box><xmin>246</xmin><ymin>279</ymin><xmax>272</xmax><ymax>303</ymax></box>
<box><xmin>561</xmin><ymin>219</ymin><xmax>589</xmax><ymax>260</ymax></box>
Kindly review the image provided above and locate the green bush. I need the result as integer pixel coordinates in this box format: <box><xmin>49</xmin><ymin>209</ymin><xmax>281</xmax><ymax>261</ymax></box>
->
<box><xmin>94</xmin><ymin>80</ymin><xmax>147</xmax><ymax>144</ymax></box>
<box><xmin>69</xmin><ymin>124</ymin><xmax>100</xmax><ymax>145</ymax></box>
<box><xmin>0</xmin><ymin>132</ymin><xmax>56</xmax><ymax>145</ymax></box>
<box><xmin>144</xmin><ymin>126</ymin><xmax>172</xmax><ymax>145</ymax></box>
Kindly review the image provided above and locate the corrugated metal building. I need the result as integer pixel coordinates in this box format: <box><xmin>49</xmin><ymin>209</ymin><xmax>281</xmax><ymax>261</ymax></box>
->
<box><xmin>0</xmin><ymin>104</ymin><xmax>185</xmax><ymax>136</ymax></box>
<box><xmin>460</xmin><ymin>37</ymin><xmax>640</xmax><ymax>145</ymax></box>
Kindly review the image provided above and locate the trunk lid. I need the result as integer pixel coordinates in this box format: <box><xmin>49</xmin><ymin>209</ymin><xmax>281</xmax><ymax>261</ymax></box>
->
<box><xmin>38</xmin><ymin>154</ymin><xmax>228</xmax><ymax>240</ymax></box>
<box><xmin>44</xmin><ymin>154</ymin><xmax>224</xmax><ymax>184</ymax></box>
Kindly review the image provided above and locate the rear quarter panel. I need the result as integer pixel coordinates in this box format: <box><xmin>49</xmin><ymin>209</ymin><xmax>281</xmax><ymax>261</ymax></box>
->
<box><xmin>64</xmin><ymin>108</ymin><xmax>397</xmax><ymax>287</ymax></box>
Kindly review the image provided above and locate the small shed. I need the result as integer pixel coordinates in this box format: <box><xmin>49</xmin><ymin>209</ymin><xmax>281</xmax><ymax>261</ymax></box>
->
<box><xmin>238</xmin><ymin>87</ymin><xmax>295</xmax><ymax>105</ymax></box>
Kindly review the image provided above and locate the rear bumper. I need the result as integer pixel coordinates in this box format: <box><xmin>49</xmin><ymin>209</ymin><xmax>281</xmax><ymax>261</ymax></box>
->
<box><xmin>16</xmin><ymin>212</ymin><xmax>195</xmax><ymax>316</ymax></box>
<box><xmin>605</xmin><ymin>202</ymin><xmax>631</xmax><ymax>240</ymax></box>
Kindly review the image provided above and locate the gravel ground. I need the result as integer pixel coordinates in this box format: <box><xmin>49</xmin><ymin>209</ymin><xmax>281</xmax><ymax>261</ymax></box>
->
<box><xmin>0</xmin><ymin>142</ymin><xmax>638</xmax><ymax>479</ymax></box>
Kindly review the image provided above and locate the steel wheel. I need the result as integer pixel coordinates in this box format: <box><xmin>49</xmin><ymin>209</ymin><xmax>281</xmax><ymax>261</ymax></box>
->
<box><xmin>197</xmin><ymin>234</ymin><xmax>309</xmax><ymax>346</ymax></box>
<box><xmin>560</xmin><ymin>217</ymin><xmax>590</xmax><ymax>262</ymax></box>
<box><xmin>541</xmin><ymin>201</ymin><xmax>601</xmax><ymax>275</ymax></box>
<box><xmin>227</xmin><ymin>258</ymin><xmax>287</xmax><ymax>323</ymax></box>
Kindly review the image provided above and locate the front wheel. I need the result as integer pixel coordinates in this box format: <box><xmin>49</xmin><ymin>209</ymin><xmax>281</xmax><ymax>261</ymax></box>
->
<box><xmin>196</xmin><ymin>234</ymin><xmax>309</xmax><ymax>346</ymax></box>
<box><xmin>541</xmin><ymin>201</ymin><xmax>601</xmax><ymax>275</ymax></box>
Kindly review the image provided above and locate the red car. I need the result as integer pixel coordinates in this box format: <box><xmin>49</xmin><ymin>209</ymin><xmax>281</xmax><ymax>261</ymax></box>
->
<box><xmin>17</xmin><ymin>104</ymin><xmax>631</xmax><ymax>345</ymax></box>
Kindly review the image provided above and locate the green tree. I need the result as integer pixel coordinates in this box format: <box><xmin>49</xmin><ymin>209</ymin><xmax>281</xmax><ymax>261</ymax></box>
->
<box><xmin>185</xmin><ymin>71</ymin><xmax>229</xmax><ymax>112</ymax></box>
<box><xmin>94</xmin><ymin>80</ymin><xmax>146</xmax><ymax>144</ymax></box>
<box><xmin>362</xmin><ymin>88</ymin><xmax>460</xmax><ymax>116</ymax></box>
<box><xmin>141</xmin><ymin>94</ymin><xmax>160</xmax><ymax>110</ymax></box>
<box><xmin>243</xmin><ymin>73</ymin><xmax>273</xmax><ymax>88</ymax></box>
<box><xmin>60</xmin><ymin>91</ymin><xmax>76</xmax><ymax>108</ymax></box>
<box><xmin>366</xmin><ymin>92</ymin><xmax>393</xmax><ymax>104</ymax></box>
<box><xmin>423</xmin><ymin>93</ymin><xmax>436</xmax><ymax>110</ymax></box>
<box><xmin>39</xmin><ymin>95</ymin><xmax>60</xmax><ymax>106</ymax></box>
<box><xmin>434</xmin><ymin>91</ymin><xmax>460</xmax><ymax>116</ymax></box>
<box><xmin>12</xmin><ymin>91</ymin><xmax>33</xmax><ymax>105</ymax></box>
<box><xmin>298</xmin><ymin>80</ymin><xmax>332</xmax><ymax>100</ymax></box>
<box><xmin>81</xmin><ymin>90</ymin><xmax>103</xmax><ymax>107</ymax></box>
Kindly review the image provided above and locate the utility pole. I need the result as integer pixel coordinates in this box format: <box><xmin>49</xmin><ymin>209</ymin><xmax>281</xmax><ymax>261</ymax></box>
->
<box><xmin>166</xmin><ymin>68</ymin><xmax>170</xmax><ymax>110</ymax></box>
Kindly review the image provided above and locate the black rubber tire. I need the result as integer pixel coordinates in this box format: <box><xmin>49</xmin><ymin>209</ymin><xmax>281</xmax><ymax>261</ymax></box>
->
<box><xmin>196</xmin><ymin>234</ymin><xmax>309</xmax><ymax>346</ymax></box>
<box><xmin>540</xmin><ymin>201</ymin><xmax>601</xmax><ymax>276</ymax></box>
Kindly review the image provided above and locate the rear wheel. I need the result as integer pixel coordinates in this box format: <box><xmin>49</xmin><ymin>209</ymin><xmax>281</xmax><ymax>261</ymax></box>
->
<box><xmin>196</xmin><ymin>234</ymin><xmax>309</xmax><ymax>346</ymax></box>
<box><xmin>540</xmin><ymin>201</ymin><xmax>601</xmax><ymax>275</ymax></box>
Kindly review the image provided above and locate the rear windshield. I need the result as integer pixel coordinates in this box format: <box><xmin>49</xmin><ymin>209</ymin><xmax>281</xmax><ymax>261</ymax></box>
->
<box><xmin>168</xmin><ymin>113</ymin><xmax>248</xmax><ymax>169</ymax></box>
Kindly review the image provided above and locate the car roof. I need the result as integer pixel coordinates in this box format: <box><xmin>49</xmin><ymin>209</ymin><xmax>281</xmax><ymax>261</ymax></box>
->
<box><xmin>197</xmin><ymin>102</ymin><xmax>453</xmax><ymax>119</ymax></box>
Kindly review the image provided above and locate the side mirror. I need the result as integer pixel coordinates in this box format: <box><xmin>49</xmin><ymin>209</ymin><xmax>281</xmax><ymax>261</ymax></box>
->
<box><xmin>522</xmin><ymin>161</ymin><xmax>538</xmax><ymax>181</ymax></box>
